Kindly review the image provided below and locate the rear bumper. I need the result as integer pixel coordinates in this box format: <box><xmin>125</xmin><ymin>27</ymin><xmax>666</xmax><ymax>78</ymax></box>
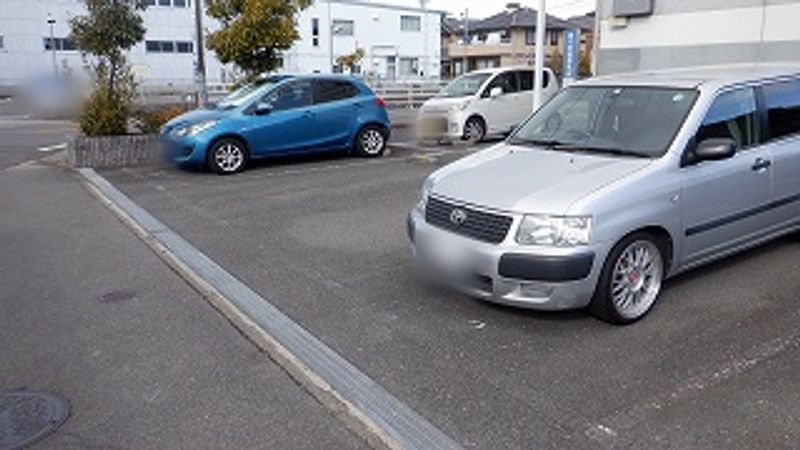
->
<box><xmin>407</xmin><ymin>209</ymin><xmax>607</xmax><ymax>311</ymax></box>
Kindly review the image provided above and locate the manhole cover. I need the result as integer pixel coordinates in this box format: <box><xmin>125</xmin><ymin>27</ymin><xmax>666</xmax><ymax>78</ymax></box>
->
<box><xmin>0</xmin><ymin>391</ymin><xmax>69</xmax><ymax>450</ymax></box>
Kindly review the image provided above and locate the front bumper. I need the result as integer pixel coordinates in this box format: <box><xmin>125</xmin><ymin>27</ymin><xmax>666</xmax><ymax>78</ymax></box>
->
<box><xmin>159</xmin><ymin>132</ymin><xmax>211</xmax><ymax>167</ymax></box>
<box><xmin>407</xmin><ymin>209</ymin><xmax>608</xmax><ymax>311</ymax></box>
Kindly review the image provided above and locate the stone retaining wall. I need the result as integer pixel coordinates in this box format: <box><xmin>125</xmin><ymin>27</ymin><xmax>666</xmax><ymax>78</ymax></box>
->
<box><xmin>68</xmin><ymin>134</ymin><xmax>161</xmax><ymax>169</ymax></box>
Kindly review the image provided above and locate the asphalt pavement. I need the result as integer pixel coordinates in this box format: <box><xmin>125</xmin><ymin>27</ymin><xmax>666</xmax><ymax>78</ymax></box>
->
<box><xmin>4</xmin><ymin>114</ymin><xmax>800</xmax><ymax>449</ymax></box>
<box><xmin>100</xmin><ymin>148</ymin><xmax>800</xmax><ymax>449</ymax></box>
<box><xmin>0</xmin><ymin>140</ymin><xmax>365</xmax><ymax>448</ymax></box>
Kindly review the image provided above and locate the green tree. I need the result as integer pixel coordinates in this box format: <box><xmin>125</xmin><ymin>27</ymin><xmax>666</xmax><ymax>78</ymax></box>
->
<box><xmin>70</xmin><ymin>0</ymin><xmax>146</xmax><ymax>135</ymax></box>
<box><xmin>335</xmin><ymin>48</ymin><xmax>365</xmax><ymax>74</ymax></box>
<box><xmin>205</xmin><ymin>0</ymin><xmax>312</xmax><ymax>78</ymax></box>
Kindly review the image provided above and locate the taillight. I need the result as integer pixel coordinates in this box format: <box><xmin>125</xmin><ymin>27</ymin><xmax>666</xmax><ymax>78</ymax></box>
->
<box><xmin>375</xmin><ymin>97</ymin><xmax>387</xmax><ymax>108</ymax></box>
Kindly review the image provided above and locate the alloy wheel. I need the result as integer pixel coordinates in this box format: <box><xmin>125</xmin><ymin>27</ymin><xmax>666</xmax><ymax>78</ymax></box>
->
<box><xmin>610</xmin><ymin>240</ymin><xmax>664</xmax><ymax>320</ymax></box>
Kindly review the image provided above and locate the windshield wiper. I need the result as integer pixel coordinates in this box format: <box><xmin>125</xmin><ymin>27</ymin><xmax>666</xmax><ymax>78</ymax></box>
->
<box><xmin>552</xmin><ymin>144</ymin><xmax>650</xmax><ymax>158</ymax></box>
<box><xmin>508</xmin><ymin>138</ymin><xmax>569</xmax><ymax>148</ymax></box>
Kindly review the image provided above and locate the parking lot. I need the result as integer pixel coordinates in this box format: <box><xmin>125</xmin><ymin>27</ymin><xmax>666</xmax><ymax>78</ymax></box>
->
<box><xmin>97</xmin><ymin>142</ymin><xmax>800</xmax><ymax>448</ymax></box>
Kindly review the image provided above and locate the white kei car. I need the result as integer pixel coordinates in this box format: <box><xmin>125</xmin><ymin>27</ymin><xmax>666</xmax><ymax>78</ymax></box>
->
<box><xmin>417</xmin><ymin>67</ymin><xmax>559</xmax><ymax>144</ymax></box>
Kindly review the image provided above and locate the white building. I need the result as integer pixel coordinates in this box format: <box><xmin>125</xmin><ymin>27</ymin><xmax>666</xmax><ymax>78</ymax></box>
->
<box><xmin>0</xmin><ymin>0</ymin><xmax>442</xmax><ymax>93</ymax></box>
<box><xmin>595</xmin><ymin>0</ymin><xmax>800</xmax><ymax>75</ymax></box>
<box><xmin>281</xmin><ymin>0</ymin><xmax>443</xmax><ymax>81</ymax></box>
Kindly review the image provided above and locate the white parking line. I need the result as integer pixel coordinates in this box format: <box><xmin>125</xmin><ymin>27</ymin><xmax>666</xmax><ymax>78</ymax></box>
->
<box><xmin>37</xmin><ymin>143</ymin><xmax>68</xmax><ymax>152</ymax></box>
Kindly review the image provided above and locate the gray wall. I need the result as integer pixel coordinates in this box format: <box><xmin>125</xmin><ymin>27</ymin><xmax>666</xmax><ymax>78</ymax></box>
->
<box><xmin>596</xmin><ymin>0</ymin><xmax>800</xmax><ymax>74</ymax></box>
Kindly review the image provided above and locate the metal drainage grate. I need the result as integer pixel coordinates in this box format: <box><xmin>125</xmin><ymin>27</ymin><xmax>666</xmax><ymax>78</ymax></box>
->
<box><xmin>0</xmin><ymin>391</ymin><xmax>70</xmax><ymax>450</ymax></box>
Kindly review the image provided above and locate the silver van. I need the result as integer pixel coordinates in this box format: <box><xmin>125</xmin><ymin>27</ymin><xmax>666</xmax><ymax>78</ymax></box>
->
<box><xmin>407</xmin><ymin>64</ymin><xmax>800</xmax><ymax>324</ymax></box>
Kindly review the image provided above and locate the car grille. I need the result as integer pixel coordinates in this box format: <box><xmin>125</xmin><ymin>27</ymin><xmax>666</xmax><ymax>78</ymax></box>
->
<box><xmin>425</xmin><ymin>197</ymin><xmax>513</xmax><ymax>244</ymax></box>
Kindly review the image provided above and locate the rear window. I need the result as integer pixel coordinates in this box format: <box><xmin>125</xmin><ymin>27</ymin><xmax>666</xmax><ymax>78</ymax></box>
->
<box><xmin>314</xmin><ymin>80</ymin><xmax>360</xmax><ymax>104</ymax></box>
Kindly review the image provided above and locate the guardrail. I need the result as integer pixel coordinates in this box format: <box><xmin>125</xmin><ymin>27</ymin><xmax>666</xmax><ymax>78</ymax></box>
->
<box><xmin>368</xmin><ymin>81</ymin><xmax>448</xmax><ymax>109</ymax></box>
<box><xmin>133</xmin><ymin>80</ymin><xmax>449</xmax><ymax>109</ymax></box>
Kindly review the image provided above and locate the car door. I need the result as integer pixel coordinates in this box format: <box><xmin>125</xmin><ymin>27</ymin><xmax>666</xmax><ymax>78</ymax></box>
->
<box><xmin>483</xmin><ymin>71</ymin><xmax>520</xmax><ymax>133</ymax></box>
<box><xmin>681</xmin><ymin>87</ymin><xmax>772</xmax><ymax>266</ymax></box>
<box><xmin>311</xmin><ymin>79</ymin><xmax>361</xmax><ymax>150</ymax></box>
<box><xmin>244</xmin><ymin>79</ymin><xmax>314</xmax><ymax>155</ymax></box>
<box><xmin>759</xmin><ymin>78</ymin><xmax>800</xmax><ymax>229</ymax></box>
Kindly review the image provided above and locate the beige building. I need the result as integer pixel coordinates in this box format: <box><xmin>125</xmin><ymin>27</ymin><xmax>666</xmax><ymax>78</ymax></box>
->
<box><xmin>441</xmin><ymin>4</ymin><xmax>590</xmax><ymax>78</ymax></box>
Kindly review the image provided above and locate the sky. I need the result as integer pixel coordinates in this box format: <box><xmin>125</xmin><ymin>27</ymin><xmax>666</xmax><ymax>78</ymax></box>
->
<box><xmin>379</xmin><ymin>0</ymin><xmax>596</xmax><ymax>20</ymax></box>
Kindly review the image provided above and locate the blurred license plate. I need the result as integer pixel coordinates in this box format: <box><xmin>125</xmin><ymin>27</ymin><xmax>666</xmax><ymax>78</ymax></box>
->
<box><xmin>420</xmin><ymin>116</ymin><xmax>447</xmax><ymax>134</ymax></box>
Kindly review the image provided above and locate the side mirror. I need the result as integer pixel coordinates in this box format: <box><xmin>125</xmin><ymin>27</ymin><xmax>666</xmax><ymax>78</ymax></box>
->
<box><xmin>255</xmin><ymin>102</ymin><xmax>273</xmax><ymax>115</ymax></box>
<box><xmin>489</xmin><ymin>87</ymin><xmax>503</xmax><ymax>98</ymax></box>
<box><xmin>694</xmin><ymin>138</ymin><xmax>737</xmax><ymax>162</ymax></box>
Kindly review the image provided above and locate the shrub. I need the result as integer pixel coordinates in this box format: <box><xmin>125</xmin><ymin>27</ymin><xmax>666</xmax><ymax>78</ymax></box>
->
<box><xmin>80</xmin><ymin>88</ymin><xmax>130</xmax><ymax>136</ymax></box>
<box><xmin>133</xmin><ymin>104</ymin><xmax>188</xmax><ymax>134</ymax></box>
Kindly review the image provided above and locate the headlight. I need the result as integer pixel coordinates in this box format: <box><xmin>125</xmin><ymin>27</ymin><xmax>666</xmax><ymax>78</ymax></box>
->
<box><xmin>450</xmin><ymin>101</ymin><xmax>471</xmax><ymax>112</ymax></box>
<box><xmin>175</xmin><ymin>120</ymin><xmax>218</xmax><ymax>137</ymax></box>
<box><xmin>415</xmin><ymin>178</ymin><xmax>434</xmax><ymax>214</ymax></box>
<box><xmin>516</xmin><ymin>215</ymin><xmax>592</xmax><ymax>247</ymax></box>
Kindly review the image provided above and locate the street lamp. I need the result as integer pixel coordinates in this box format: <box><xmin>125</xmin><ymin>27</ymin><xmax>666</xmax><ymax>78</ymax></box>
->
<box><xmin>47</xmin><ymin>14</ymin><xmax>57</xmax><ymax>76</ymax></box>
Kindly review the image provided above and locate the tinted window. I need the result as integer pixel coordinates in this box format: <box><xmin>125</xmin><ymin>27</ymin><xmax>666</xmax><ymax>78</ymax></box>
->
<box><xmin>262</xmin><ymin>81</ymin><xmax>313</xmax><ymax>111</ymax></box>
<box><xmin>518</xmin><ymin>71</ymin><xmax>533</xmax><ymax>91</ymax></box>
<box><xmin>314</xmin><ymin>80</ymin><xmax>359</xmax><ymax>104</ymax></box>
<box><xmin>484</xmin><ymin>72</ymin><xmax>518</xmax><ymax>97</ymax></box>
<box><xmin>696</xmin><ymin>88</ymin><xmax>760</xmax><ymax>149</ymax></box>
<box><xmin>763</xmin><ymin>79</ymin><xmax>800</xmax><ymax>142</ymax></box>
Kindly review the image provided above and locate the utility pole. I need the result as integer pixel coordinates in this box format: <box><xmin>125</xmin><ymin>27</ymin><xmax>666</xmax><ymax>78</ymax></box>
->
<box><xmin>194</xmin><ymin>0</ymin><xmax>208</xmax><ymax>107</ymax></box>
<box><xmin>47</xmin><ymin>14</ymin><xmax>57</xmax><ymax>77</ymax></box>
<box><xmin>462</xmin><ymin>8</ymin><xmax>468</xmax><ymax>76</ymax></box>
<box><xmin>328</xmin><ymin>0</ymin><xmax>334</xmax><ymax>73</ymax></box>
<box><xmin>420</xmin><ymin>0</ymin><xmax>429</xmax><ymax>78</ymax></box>
<box><xmin>533</xmin><ymin>0</ymin><xmax>547</xmax><ymax>111</ymax></box>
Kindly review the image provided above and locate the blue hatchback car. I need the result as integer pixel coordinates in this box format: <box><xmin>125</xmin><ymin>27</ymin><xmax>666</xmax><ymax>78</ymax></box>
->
<box><xmin>160</xmin><ymin>75</ymin><xmax>391</xmax><ymax>174</ymax></box>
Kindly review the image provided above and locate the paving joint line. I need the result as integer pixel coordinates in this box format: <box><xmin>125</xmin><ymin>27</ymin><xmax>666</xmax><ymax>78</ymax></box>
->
<box><xmin>77</xmin><ymin>168</ymin><xmax>462</xmax><ymax>450</ymax></box>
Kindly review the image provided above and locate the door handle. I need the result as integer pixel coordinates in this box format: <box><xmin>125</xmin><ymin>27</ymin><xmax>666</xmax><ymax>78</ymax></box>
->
<box><xmin>751</xmin><ymin>158</ymin><xmax>772</xmax><ymax>171</ymax></box>
<box><xmin>353</xmin><ymin>102</ymin><xmax>363</xmax><ymax>109</ymax></box>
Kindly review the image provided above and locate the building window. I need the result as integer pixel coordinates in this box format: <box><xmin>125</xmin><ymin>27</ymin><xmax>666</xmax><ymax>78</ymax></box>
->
<box><xmin>332</xmin><ymin>19</ymin><xmax>354</xmax><ymax>36</ymax></box>
<box><xmin>500</xmin><ymin>30</ymin><xmax>511</xmax><ymax>44</ymax></box>
<box><xmin>525</xmin><ymin>29</ymin><xmax>535</xmax><ymax>45</ymax></box>
<box><xmin>43</xmin><ymin>37</ymin><xmax>77</xmax><ymax>51</ymax></box>
<box><xmin>176</xmin><ymin>41</ymin><xmax>193</xmax><ymax>53</ymax></box>
<box><xmin>173</xmin><ymin>0</ymin><xmax>186</xmax><ymax>6</ymax></box>
<box><xmin>0</xmin><ymin>36</ymin><xmax>4</xmax><ymax>50</ymax></box>
<box><xmin>312</xmin><ymin>18</ymin><xmax>319</xmax><ymax>46</ymax></box>
<box><xmin>400</xmin><ymin>15</ymin><xmax>421</xmax><ymax>32</ymax></box>
<box><xmin>549</xmin><ymin>30</ymin><xmax>559</xmax><ymax>46</ymax></box>
<box><xmin>146</xmin><ymin>40</ymin><xmax>193</xmax><ymax>53</ymax></box>
<box><xmin>399</xmin><ymin>57</ymin><xmax>419</xmax><ymax>77</ymax></box>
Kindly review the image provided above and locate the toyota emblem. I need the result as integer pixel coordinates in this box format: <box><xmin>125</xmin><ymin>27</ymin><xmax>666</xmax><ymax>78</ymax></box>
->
<box><xmin>449</xmin><ymin>208</ymin><xmax>468</xmax><ymax>226</ymax></box>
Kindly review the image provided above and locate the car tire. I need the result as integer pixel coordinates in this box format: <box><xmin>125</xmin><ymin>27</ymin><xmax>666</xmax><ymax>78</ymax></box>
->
<box><xmin>207</xmin><ymin>138</ymin><xmax>249</xmax><ymax>175</ymax></box>
<box><xmin>589</xmin><ymin>232</ymin><xmax>666</xmax><ymax>325</ymax></box>
<box><xmin>462</xmin><ymin>117</ymin><xmax>486</xmax><ymax>145</ymax></box>
<box><xmin>354</xmin><ymin>125</ymin><xmax>387</xmax><ymax>157</ymax></box>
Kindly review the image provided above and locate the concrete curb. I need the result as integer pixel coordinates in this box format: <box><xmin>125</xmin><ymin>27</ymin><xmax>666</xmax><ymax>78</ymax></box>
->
<box><xmin>77</xmin><ymin>168</ymin><xmax>462</xmax><ymax>450</ymax></box>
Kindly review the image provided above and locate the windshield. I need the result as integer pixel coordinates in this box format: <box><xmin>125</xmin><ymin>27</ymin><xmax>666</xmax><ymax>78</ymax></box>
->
<box><xmin>510</xmin><ymin>86</ymin><xmax>699</xmax><ymax>158</ymax></box>
<box><xmin>438</xmin><ymin>73</ymin><xmax>491</xmax><ymax>98</ymax></box>
<box><xmin>216</xmin><ymin>78</ymin><xmax>280</xmax><ymax>109</ymax></box>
